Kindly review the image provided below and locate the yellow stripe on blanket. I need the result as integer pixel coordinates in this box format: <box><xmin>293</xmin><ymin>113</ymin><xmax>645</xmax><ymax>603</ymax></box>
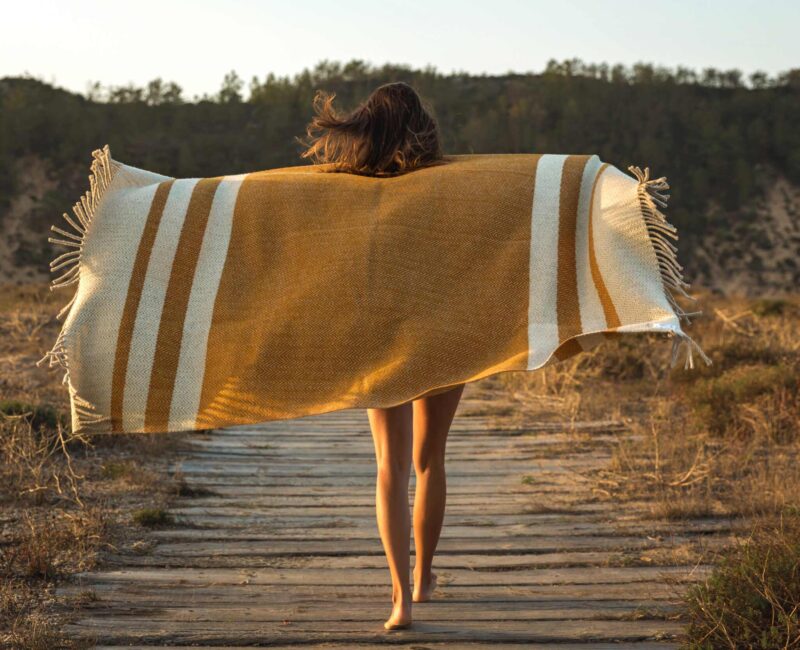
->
<box><xmin>40</xmin><ymin>146</ymin><xmax>709</xmax><ymax>434</ymax></box>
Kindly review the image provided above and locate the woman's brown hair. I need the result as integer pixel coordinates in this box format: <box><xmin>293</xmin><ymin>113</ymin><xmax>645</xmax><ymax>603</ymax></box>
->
<box><xmin>299</xmin><ymin>82</ymin><xmax>443</xmax><ymax>177</ymax></box>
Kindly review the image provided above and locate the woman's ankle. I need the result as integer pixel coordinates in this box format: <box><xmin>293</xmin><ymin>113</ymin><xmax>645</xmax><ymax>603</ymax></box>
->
<box><xmin>392</xmin><ymin>584</ymin><xmax>412</xmax><ymax>603</ymax></box>
<box><xmin>412</xmin><ymin>570</ymin><xmax>437</xmax><ymax>602</ymax></box>
<box><xmin>413</xmin><ymin>565</ymin><xmax>432</xmax><ymax>585</ymax></box>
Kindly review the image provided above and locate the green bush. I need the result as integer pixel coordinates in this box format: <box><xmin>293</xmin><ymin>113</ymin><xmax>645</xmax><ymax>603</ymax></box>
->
<box><xmin>684</xmin><ymin>516</ymin><xmax>800</xmax><ymax>649</ymax></box>
<box><xmin>101</xmin><ymin>461</ymin><xmax>136</xmax><ymax>480</ymax></box>
<box><xmin>0</xmin><ymin>400</ymin><xmax>64</xmax><ymax>431</ymax></box>
<box><xmin>685</xmin><ymin>364</ymin><xmax>798</xmax><ymax>440</ymax></box>
<box><xmin>670</xmin><ymin>339</ymin><xmax>782</xmax><ymax>384</ymax></box>
<box><xmin>595</xmin><ymin>337</ymin><xmax>648</xmax><ymax>381</ymax></box>
<box><xmin>752</xmin><ymin>298</ymin><xmax>797</xmax><ymax>318</ymax></box>
<box><xmin>132</xmin><ymin>508</ymin><xmax>173</xmax><ymax>528</ymax></box>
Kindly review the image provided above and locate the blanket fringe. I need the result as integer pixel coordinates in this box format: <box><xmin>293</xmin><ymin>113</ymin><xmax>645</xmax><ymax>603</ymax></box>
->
<box><xmin>628</xmin><ymin>165</ymin><xmax>711</xmax><ymax>368</ymax></box>
<box><xmin>37</xmin><ymin>145</ymin><xmax>119</xmax><ymax>430</ymax></box>
<box><xmin>671</xmin><ymin>331</ymin><xmax>712</xmax><ymax>370</ymax></box>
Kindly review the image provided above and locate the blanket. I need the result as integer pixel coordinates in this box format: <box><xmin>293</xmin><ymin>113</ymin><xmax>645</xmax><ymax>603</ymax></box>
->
<box><xmin>40</xmin><ymin>145</ymin><xmax>709</xmax><ymax>434</ymax></box>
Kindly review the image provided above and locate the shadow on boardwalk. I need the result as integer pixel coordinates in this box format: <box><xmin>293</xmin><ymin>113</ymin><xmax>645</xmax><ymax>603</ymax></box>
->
<box><xmin>60</xmin><ymin>383</ymin><xmax>724</xmax><ymax>648</ymax></box>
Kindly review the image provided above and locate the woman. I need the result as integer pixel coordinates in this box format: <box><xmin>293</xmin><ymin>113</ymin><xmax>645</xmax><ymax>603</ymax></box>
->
<box><xmin>300</xmin><ymin>82</ymin><xmax>465</xmax><ymax>630</ymax></box>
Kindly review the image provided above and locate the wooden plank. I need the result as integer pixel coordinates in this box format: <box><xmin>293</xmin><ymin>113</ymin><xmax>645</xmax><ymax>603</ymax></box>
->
<box><xmin>181</xmin><ymin>438</ymin><xmax>618</xmax><ymax>453</ymax></box>
<box><xmin>65</xmin><ymin>618</ymin><xmax>682</xmax><ymax>645</ymax></box>
<box><xmin>187</xmin><ymin>430</ymin><xmax>623</xmax><ymax>446</ymax></box>
<box><xmin>166</xmin><ymin>493</ymin><xmax>601</xmax><ymax>509</ymax></box>
<box><xmin>98</xmin><ymin>549</ymin><xmax>620</xmax><ymax>570</ymax></box>
<box><xmin>170</xmin><ymin>483</ymin><xmax>586</xmax><ymax>495</ymax></box>
<box><xmin>108</xmin><ymin>544</ymin><xmax>725</xmax><ymax>571</ymax></box>
<box><xmin>166</xmin><ymin>505</ymin><xmax>621</xmax><ymax>519</ymax></box>
<box><xmin>170</xmin><ymin>457</ymin><xmax>607</xmax><ymax>476</ymax></box>
<box><xmin>74</xmin><ymin>601</ymin><xmax>680</xmax><ymax>623</ymax></box>
<box><xmin>117</xmin><ymin>536</ymin><xmax>684</xmax><ymax>556</ymax></box>
<box><xmin>61</xmin><ymin>581</ymin><xmax>686</xmax><ymax>603</ymax></box>
<box><xmin>70</xmin><ymin>592</ymin><xmax>680</xmax><ymax>624</ymax></box>
<box><xmin>166</xmin><ymin>473</ymin><xmax>598</xmax><ymax>489</ymax></box>
<box><xmin>95</xmin><ymin>644</ymin><xmax>677</xmax><ymax>650</ymax></box>
<box><xmin>72</xmin><ymin>565</ymin><xmax>707</xmax><ymax>587</ymax></box>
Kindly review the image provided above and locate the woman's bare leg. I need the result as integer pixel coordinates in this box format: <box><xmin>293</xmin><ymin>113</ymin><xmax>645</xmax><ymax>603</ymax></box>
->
<box><xmin>411</xmin><ymin>384</ymin><xmax>464</xmax><ymax>602</ymax></box>
<box><xmin>367</xmin><ymin>402</ymin><xmax>414</xmax><ymax>629</ymax></box>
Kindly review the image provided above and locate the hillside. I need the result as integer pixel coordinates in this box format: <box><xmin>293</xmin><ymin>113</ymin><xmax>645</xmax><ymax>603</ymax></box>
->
<box><xmin>1</xmin><ymin>61</ymin><xmax>798</xmax><ymax>294</ymax></box>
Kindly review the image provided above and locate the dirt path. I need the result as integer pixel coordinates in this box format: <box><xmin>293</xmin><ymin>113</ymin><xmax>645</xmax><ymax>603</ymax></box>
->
<box><xmin>61</xmin><ymin>382</ymin><xmax>726</xmax><ymax>648</ymax></box>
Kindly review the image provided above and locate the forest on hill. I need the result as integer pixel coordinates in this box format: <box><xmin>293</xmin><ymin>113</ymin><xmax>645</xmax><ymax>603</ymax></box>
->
<box><xmin>1</xmin><ymin>59</ymin><xmax>799</xmax><ymax>293</ymax></box>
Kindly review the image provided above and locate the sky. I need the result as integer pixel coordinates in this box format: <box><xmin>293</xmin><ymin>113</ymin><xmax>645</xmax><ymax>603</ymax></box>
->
<box><xmin>3</xmin><ymin>0</ymin><xmax>798</xmax><ymax>99</ymax></box>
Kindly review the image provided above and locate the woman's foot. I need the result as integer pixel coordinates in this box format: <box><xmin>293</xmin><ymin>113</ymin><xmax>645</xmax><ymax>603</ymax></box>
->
<box><xmin>384</xmin><ymin>597</ymin><xmax>412</xmax><ymax>630</ymax></box>
<box><xmin>412</xmin><ymin>571</ymin><xmax>437</xmax><ymax>602</ymax></box>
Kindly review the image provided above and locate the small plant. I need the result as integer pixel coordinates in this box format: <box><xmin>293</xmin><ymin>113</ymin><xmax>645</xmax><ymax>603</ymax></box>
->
<box><xmin>100</xmin><ymin>461</ymin><xmax>136</xmax><ymax>480</ymax></box>
<box><xmin>170</xmin><ymin>478</ymin><xmax>216</xmax><ymax>498</ymax></box>
<box><xmin>3</xmin><ymin>510</ymin><xmax>108</xmax><ymax>580</ymax></box>
<box><xmin>670</xmin><ymin>339</ymin><xmax>781</xmax><ymax>384</ymax></box>
<box><xmin>752</xmin><ymin>298</ymin><xmax>796</xmax><ymax>318</ymax></box>
<box><xmin>0</xmin><ymin>415</ymin><xmax>86</xmax><ymax>503</ymax></box>
<box><xmin>684</xmin><ymin>515</ymin><xmax>800</xmax><ymax>649</ymax></box>
<box><xmin>132</xmin><ymin>508</ymin><xmax>174</xmax><ymax>528</ymax></box>
<box><xmin>686</xmin><ymin>363</ymin><xmax>798</xmax><ymax>441</ymax></box>
<box><xmin>595</xmin><ymin>337</ymin><xmax>648</xmax><ymax>381</ymax></box>
<box><xmin>0</xmin><ymin>400</ymin><xmax>65</xmax><ymax>432</ymax></box>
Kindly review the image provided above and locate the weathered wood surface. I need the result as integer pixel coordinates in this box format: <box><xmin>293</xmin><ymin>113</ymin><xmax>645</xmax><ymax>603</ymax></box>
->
<box><xmin>62</xmin><ymin>384</ymin><xmax>725</xmax><ymax>647</ymax></box>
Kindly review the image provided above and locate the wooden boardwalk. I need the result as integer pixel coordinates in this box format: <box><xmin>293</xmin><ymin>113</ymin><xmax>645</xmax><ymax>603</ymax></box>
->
<box><xmin>63</xmin><ymin>383</ymin><xmax>721</xmax><ymax>648</ymax></box>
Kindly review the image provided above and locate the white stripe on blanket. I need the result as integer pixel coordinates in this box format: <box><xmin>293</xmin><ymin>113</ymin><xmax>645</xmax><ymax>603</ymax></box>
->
<box><xmin>527</xmin><ymin>154</ymin><xmax>566</xmax><ymax>369</ymax></box>
<box><xmin>169</xmin><ymin>174</ymin><xmax>248</xmax><ymax>431</ymax></box>
<box><xmin>124</xmin><ymin>178</ymin><xmax>198</xmax><ymax>431</ymax></box>
<box><xmin>576</xmin><ymin>156</ymin><xmax>608</xmax><ymax>332</ymax></box>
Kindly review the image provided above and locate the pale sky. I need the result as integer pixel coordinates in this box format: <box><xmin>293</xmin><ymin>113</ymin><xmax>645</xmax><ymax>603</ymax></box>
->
<box><xmin>4</xmin><ymin>0</ymin><xmax>798</xmax><ymax>99</ymax></box>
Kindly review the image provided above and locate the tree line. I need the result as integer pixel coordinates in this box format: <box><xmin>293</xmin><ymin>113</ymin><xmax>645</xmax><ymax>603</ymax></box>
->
<box><xmin>1</xmin><ymin>59</ymin><xmax>799</xmax><ymax>246</ymax></box>
<box><xmin>83</xmin><ymin>60</ymin><xmax>800</xmax><ymax>105</ymax></box>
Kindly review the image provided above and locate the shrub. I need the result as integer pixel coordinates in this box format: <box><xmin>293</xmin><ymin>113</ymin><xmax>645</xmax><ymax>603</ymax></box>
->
<box><xmin>132</xmin><ymin>508</ymin><xmax>173</xmax><ymax>527</ymax></box>
<box><xmin>752</xmin><ymin>298</ymin><xmax>797</xmax><ymax>318</ymax></box>
<box><xmin>685</xmin><ymin>363</ymin><xmax>799</xmax><ymax>441</ymax></box>
<box><xmin>594</xmin><ymin>337</ymin><xmax>648</xmax><ymax>381</ymax></box>
<box><xmin>0</xmin><ymin>401</ymin><xmax>64</xmax><ymax>432</ymax></box>
<box><xmin>0</xmin><ymin>415</ymin><xmax>85</xmax><ymax>503</ymax></box>
<box><xmin>2</xmin><ymin>510</ymin><xmax>107</xmax><ymax>580</ymax></box>
<box><xmin>684</xmin><ymin>516</ymin><xmax>800</xmax><ymax>649</ymax></box>
<box><xmin>100</xmin><ymin>461</ymin><xmax>136</xmax><ymax>480</ymax></box>
<box><xmin>670</xmin><ymin>339</ymin><xmax>782</xmax><ymax>385</ymax></box>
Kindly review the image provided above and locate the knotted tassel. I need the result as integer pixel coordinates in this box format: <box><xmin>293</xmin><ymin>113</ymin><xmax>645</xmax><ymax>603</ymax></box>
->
<box><xmin>630</xmin><ymin>165</ymin><xmax>712</xmax><ymax>370</ymax></box>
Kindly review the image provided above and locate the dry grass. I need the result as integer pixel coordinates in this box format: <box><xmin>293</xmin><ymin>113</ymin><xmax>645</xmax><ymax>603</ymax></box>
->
<box><xmin>0</xmin><ymin>414</ymin><xmax>85</xmax><ymax>505</ymax></box>
<box><xmin>0</xmin><ymin>283</ymin><xmax>186</xmax><ymax>649</ymax></box>
<box><xmin>605</xmin><ymin>297</ymin><xmax>799</xmax><ymax>521</ymax></box>
<box><xmin>3</xmin><ymin>509</ymin><xmax>108</xmax><ymax>580</ymax></box>
<box><xmin>498</xmin><ymin>293</ymin><xmax>800</xmax><ymax>520</ymax></box>
<box><xmin>498</xmin><ymin>292</ymin><xmax>800</xmax><ymax>644</ymax></box>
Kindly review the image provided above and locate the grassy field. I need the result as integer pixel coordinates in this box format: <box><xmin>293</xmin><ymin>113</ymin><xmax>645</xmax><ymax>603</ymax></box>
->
<box><xmin>1</xmin><ymin>284</ymin><xmax>798</xmax><ymax>648</ymax></box>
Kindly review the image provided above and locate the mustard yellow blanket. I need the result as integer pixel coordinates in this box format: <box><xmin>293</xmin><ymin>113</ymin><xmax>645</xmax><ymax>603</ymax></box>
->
<box><xmin>41</xmin><ymin>145</ymin><xmax>708</xmax><ymax>434</ymax></box>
